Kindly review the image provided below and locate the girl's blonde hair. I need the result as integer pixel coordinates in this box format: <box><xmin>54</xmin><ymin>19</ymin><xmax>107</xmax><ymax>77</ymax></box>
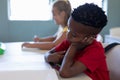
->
<box><xmin>53</xmin><ymin>0</ymin><xmax>72</xmax><ymax>26</ymax></box>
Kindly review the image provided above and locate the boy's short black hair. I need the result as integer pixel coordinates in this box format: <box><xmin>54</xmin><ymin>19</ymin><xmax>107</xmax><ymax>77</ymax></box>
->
<box><xmin>71</xmin><ymin>3</ymin><xmax>107</xmax><ymax>29</ymax></box>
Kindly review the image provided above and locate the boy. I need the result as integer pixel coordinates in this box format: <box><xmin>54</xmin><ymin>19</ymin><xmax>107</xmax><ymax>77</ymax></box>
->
<box><xmin>44</xmin><ymin>3</ymin><xmax>110</xmax><ymax>80</ymax></box>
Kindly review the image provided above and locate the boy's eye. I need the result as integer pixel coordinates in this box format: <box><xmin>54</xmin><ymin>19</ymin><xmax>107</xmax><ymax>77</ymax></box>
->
<box><xmin>68</xmin><ymin>27</ymin><xmax>77</xmax><ymax>37</ymax></box>
<box><xmin>72</xmin><ymin>33</ymin><xmax>77</xmax><ymax>37</ymax></box>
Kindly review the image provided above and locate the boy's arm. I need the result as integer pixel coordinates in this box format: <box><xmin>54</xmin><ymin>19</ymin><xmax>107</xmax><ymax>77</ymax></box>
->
<box><xmin>59</xmin><ymin>44</ymin><xmax>87</xmax><ymax>78</ymax></box>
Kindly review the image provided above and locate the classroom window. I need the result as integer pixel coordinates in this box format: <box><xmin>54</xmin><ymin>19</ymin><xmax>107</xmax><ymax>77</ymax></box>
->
<box><xmin>8</xmin><ymin>0</ymin><xmax>104</xmax><ymax>21</ymax></box>
<box><xmin>69</xmin><ymin>0</ymin><xmax>103</xmax><ymax>9</ymax></box>
<box><xmin>8</xmin><ymin>0</ymin><xmax>52</xmax><ymax>21</ymax></box>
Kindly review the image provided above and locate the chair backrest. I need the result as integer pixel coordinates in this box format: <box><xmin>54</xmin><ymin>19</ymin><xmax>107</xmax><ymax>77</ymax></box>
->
<box><xmin>105</xmin><ymin>45</ymin><xmax>120</xmax><ymax>80</ymax></box>
<box><xmin>110</xmin><ymin>27</ymin><xmax>120</xmax><ymax>37</ymax></box>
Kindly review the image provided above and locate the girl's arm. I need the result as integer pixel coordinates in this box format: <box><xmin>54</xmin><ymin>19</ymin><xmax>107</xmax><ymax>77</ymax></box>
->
<box><xmin>34</xmin><ymin>27</ymin><xmax>60</xmax><ymax>42</ymax></box>
<box><xmin>34</xmin><ymin>35</ymin><xmax>56</xmax><ymax>42</ymax></box>
<box><xmin>22</xmin><ymin>31</ymin><xmax>67</xmax><ymax>50</ymax></box>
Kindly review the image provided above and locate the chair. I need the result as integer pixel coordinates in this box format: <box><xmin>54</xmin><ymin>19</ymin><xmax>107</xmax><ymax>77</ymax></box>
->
<box><xmin>105</xmin><ymin>44</ymin><xmax>120</xmax><ymax>80</ymax></box>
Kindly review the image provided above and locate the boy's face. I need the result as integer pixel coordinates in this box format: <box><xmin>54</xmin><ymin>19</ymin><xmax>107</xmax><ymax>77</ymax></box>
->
<box><xmin>67</xmin><ymin>17</ymin><xmax>97</xmax><ymax>44</ymax></box>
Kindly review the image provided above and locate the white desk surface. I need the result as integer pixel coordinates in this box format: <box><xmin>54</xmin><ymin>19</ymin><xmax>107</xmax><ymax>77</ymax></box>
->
<box><xmin>0</xmin><ymin>42</ymin><xmax>50</xmax><ymax>70</ymax></box>
<box><xmin>0</xmin><ymin>42</ymin><xmax>91</xmax><ymax>80</ymax></box>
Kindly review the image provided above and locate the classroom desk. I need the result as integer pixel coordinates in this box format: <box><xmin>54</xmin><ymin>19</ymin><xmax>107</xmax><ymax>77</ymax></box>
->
<box><xmin>0</xmin><ymin>42</ymin><xmax>92</xmax><ymax>80</ymax></box>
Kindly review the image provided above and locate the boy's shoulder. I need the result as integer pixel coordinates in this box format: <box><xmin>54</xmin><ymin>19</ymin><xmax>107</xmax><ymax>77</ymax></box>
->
<box><xmin>87</xmin><ymin>40</ymin><xmax>103</xmax><ymax>50</ymax></box>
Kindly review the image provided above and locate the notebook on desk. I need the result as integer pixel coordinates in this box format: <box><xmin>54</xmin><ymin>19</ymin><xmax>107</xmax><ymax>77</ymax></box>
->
<box><xmin>0</xmin><ymin>69</ymin><xmax>59</xmax><ymax>80</ymax></box>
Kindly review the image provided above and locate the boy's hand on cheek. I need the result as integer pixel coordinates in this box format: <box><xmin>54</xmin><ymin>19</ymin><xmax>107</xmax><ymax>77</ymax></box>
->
<box><xmin>80</xmin><ymin>36</ymin><xmax>94</xmax><ymax>48</ymax></box>
<box><xmin>71</xmin><ymin>36</ymin><xmax>94</xmax><ymax>50</ymax></box>
<box><xmin>83</xmin><ymin>36</ymin><xmax>94</xmax><ymax>44</ymax></box>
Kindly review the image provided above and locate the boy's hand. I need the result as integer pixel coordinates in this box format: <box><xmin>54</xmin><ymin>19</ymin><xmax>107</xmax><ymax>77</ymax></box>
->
<box><xmin>48</xmin><ymin>51</ymin><xmax>66</xmax><ymax>64</ymax></box>
<box><xmin>81</xmin><ymin>36</ymin><xmax>94</xmax><ymax>45</ymax></box>
<box><xmin>72</xmin><ymin>36</ymin><xmax>94</xmax><ymax>50</ymax></box>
